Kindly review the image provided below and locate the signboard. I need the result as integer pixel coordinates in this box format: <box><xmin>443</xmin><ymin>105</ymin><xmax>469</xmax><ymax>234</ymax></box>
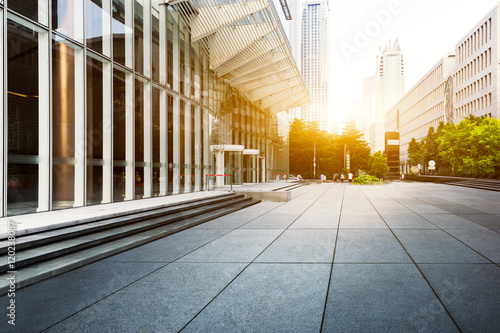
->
<box><xmin>428</xmin><ymin>160</ymin><xmax>436</xmax><ymax>170</ymax></box>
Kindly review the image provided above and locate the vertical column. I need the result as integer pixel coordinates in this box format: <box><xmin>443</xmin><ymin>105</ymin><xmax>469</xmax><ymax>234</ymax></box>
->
<box><xmin>216</xmin><ymin>150</ymin><xmax>224</xmax><ymax>188</ymax></box>
<box><xmin>74</xmin><ymin>47</ymin><xmax>85</xmax><ymax>207</ymax></box>
<box><xmin>102</xmin><ymin>61</ymin><xmax>113</xmax><ymax>203</ymax></box>
<box><xmin>203</xmin><ymin>109</ymin><xmax>210</xmax><ymax>190</ymax></box>
<box><xmin>172</xmin><ymin>14</ymin><xmax>180</xmax><ymax>194</ymax></box>
<box><xmin>172</xmin><ymin>96</ymin><xmax>180</xmax><ymax>194</ymax></box>
<box><xmin>125</xmin><ymin>73</ymin><xmax>135</xmax><ymax>200</ymax></box>
<box><xmin>38</xmin><ymin>28</ymin><xmax>51</xmax><ymax>212</ymax></box>
<box><xmin>1</xmin><ymin>8</ymin><xmax>4</xmax><ymax>216</ymax></box>
<box><xmin>159</xmin><ymin>89</ymin><xmax>168</xmax><ymax>195</ymax></box>
<box><xmin>184</xmin><ymin>102</ymin><xmax>191</xmax><ymax>192</ymax></box>
<box><xmin>194</xmin><ymin>105</ymin><xmax>201</xmax><ymax>191</ymax></box>
<box><xmin>143</xmin><ymin>81</ymin><xmax>152</xmax><ymax>198</ymax></box>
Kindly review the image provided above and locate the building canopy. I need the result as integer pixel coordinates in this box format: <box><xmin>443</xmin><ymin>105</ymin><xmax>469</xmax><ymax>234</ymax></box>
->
<box><xmin>169</xmin><ymin>0</ymin><xmax>310</xmax><ymax>115</ymax></box>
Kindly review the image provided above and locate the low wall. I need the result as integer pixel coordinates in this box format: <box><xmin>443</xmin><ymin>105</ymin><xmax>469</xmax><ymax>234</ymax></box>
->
<box><xmin>240</xmin><ymin>191</ymin><xmax>291</xmax><ymax>202</ymax></box>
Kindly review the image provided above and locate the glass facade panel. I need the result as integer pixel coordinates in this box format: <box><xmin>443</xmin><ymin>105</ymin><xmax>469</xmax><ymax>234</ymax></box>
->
<box><xmin>134</xmin><ymin>0</ymin><xmax>144</xmax><ymax>74</ymax></box>
<box><xmin>179</xmin><ymin>100</ymin><xmax>185</xmax><ymax>192</ymax></box>
<box><xmin>7</xmin><ymin>19</ymin><xmax>40</xmax><ymax>216</ymax></box>
<box><xmin>0</xmin><ymin>3</ymin><xmax>286</xmax><ymax>217</ymax></box>
<box><xmin>167</xmin><ymin>95</ymin><xmax>174</xmax><ymax>194</ymax></box>
<box><xmin>86</xmin><ymin>54</ymin><xmax>106</xmax><ymax>205</ymax></box>
<box><xmin>8</xmin><ymin>0</ymin><xmax>48</xmax><ymax>25</ymax></box>
<box><xmin>134</xmin><ymin>78</ymin><xmax>144</xmax><ymax>198</ymax></box>
<box><xmin>52</xmin><ymin>36</ymin><xmax>84</xmax><ymax>210</ymax></box>
<box><xmin>86</xmin><ymin>0</ymin><xmax>111</xmax><ymax>55</ymax></box>
<box><xmin>151</xmin><ymin>2</ymin><xmax>160</xmax><ymax>83</ymax></box>
<box><xmin>53</xmin><ymin>0</ymin><xmax>83</xmax><ymax>42</ymax></box>
<box><xmin>112</xmin><ymin>0</ymin><xmax>132</xmax><ymax>67</ymax></box>
<box><xmin>113</xmin><ymin>68</ymin><xmax>127</xmax><ymax>201</ymax></box>
<box><xmin>190</xmin><ymin>105</ymin><xmax>195</xmax><ymax>190</ymax></box>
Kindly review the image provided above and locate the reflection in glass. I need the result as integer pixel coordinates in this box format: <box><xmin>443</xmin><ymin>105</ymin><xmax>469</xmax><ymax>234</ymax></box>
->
<box><xmin>53</xmin><ymin>37</ymin><xmax>82</xmax><ymax>209</ymax></box>
<box><xmin>167</xmin><ymin>13</ymin><xmax>173</xmax><ymax>88</ymax></box>
<box><xmin>87</xmin><ymin>56</ymin><xmax>105</xmax><ymax>204</ymax></box>
<box><xmin>7</xmin><ymin>20</ymin><xmax>40</xmax><ymax>216</ymax></box>
<box><xmin>86</xmin><ymin>0</ymin><xmax>111</xmax><ymax>55</ymax></box>
<box><xmin>113</xmin><ymin>69</ymin><xmax>126</xmax><ymax>201</ymax></box>
<box><xmin>112</xmin><ymin>0</ymin><xmax>132</xmax><ymax>67</ymax></box>
<box><xmin>53</xmin><ymin>0</ymin><xmax>83</xmax><ymax>42</ymax></box>
<box><xmin>8</xmin><ymin>0</ymin><xmax>46</xmax><ymax>25</ymax></box>
<box><xmin>135</xmin><ymin>79</ymin><xmax>144</xmax><ymax>199</ymax></box>
<box><xmin>134</xmin><ymin>0</ymin><xmax>144</xmax><ymax>74</ymax></box>
<box><xmin>152</xmin><ymin>4</ymin><xmax>160</xmax><ymax>83</ymax></box>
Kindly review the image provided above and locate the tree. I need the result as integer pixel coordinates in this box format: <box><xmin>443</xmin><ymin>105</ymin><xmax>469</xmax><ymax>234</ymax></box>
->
<box><xmin>369</xmin><ymin>151</ymin><xmax>389</xmax><ymax>179</ymax></box>
<box><xmin>438</xmin><ymin>116</ymin><xmax>500</xmax><ymax>175</ymax></box>
<box><xmin>407</xmin><ymin>137</ymin><xmax>424</xmax><ymax>166</ymax></box>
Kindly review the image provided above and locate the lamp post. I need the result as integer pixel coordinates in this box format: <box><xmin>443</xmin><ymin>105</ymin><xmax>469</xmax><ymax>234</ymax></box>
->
<box><xmin>313</xmin><ymin>141</ymin><xmax>316</xmax><ymax>180</ymax></box>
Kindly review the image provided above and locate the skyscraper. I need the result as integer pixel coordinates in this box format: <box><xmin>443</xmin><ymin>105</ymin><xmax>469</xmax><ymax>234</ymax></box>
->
<box><xmin>371</xmin><ymin>39</ymin><xmax>405</xmax><ymax>152</ymax></box>
<box><xmin>301</xmin><ymin>0</ymin><xmax>330</xmax><ymax>131</ymax></box>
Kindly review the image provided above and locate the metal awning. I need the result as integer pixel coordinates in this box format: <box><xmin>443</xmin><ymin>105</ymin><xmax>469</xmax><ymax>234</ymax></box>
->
<box><xmin>169</xmin><ymin>0</ymin><xmax>310</xmax><ymax>115</ymax></box>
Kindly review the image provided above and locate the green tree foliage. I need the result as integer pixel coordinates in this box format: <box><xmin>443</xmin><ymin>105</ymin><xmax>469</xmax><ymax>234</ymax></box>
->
<box><xmin>288</xmin><ymin>119</ymin><xmax>372</xmax><ymax>177</ymax></box>
<box><xmin>407</xmin><ymin>137</ymin><xmax>424</xmax><ymax>165</ymax></box>
<box><xmin>407</xmin><ymin>115</ymin><xmax>500</xmax><ymax>177</ymax></box>
<box><xmin>437</xmin><ymin>116</ymin><xmax>500</xmax><ymax>175</ymax></box>
<box><xmin>369</xmin><ymin>151</ymin><xmax>389</xmax><ymax>179</ymax></box>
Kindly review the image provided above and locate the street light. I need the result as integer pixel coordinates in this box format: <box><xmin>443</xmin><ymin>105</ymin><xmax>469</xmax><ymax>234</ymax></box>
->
<box><xmin>313</xmin><ymin>141</ymin><xmax>316</xmax><ymax>180</ymax></box>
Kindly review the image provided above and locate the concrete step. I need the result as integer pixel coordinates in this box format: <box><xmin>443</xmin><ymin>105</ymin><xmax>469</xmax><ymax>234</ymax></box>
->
<box><xmin>444</xmin><ymin>181</ymin><xmax>500</xmax><ymax>192</ymax></box>
<box><xmin>0</xmin><ymin>198</ymin><xmax>260</xmax><ymax>295</ymax></box>
<box><xmin>0</xmin><ymin>195</ymin><xmax>252</xmax><ymax>273</ymax></box>
<box><xmin>0</xmin><ymin>193</ymin><xmax>244</xmax><ymax>254</ymax></box>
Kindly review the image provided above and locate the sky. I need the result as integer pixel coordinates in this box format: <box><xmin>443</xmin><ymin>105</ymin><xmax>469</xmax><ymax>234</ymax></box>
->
<box><xmin>328</xmin><ymin>0</ymin><xmax>500</xmax><ymax>123</ymax></box>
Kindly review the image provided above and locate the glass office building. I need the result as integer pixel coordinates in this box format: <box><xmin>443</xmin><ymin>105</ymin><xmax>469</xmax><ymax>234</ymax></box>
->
<box><xmin>0</xmin><ymin>0</ymin><xmax>308</xmax><ymax>217</ymax></box>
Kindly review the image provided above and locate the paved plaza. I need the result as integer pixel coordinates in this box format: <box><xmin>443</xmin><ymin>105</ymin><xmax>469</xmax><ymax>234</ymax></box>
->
<box><xmin>2</xmin><ymin>182</ymin><xmax>500</xmax><ymax>332</ymax></box>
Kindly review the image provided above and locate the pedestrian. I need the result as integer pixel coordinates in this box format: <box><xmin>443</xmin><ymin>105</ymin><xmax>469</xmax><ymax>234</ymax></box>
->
<box><xmin>333</xmin><ymin>173</ymin><xmax>338</xmax><ymax>183</ymax></box>
<box><xmin>348</xmin><ymin>172</ymin><xmax>353</xmax><ymax>184</ymax></box>
<box><xmin>284</xmin><ymin>174</ymin><xmax>287</xmax><ymax>183</ymax></box>
<box><xmin>340</xmin><ymin>173</ymin><xmax>345</xmax><ymax>184</ymax></box>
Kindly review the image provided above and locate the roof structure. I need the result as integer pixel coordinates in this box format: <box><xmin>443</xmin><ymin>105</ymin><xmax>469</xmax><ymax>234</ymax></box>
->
<box><xmin>168</xmin><ymin>0</ymin><xmax>310</xmax><ymax>115</ymax></box>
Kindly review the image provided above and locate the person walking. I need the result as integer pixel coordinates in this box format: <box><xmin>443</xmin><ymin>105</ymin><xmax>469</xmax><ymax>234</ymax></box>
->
<box><xmin>348</xmin><ymin>172</ymin><xmax>353</xmax><ymax>184</ymax></box>
<box><xmin>333</xmin><ymin>173</ymin><xmax>338</xmax><ymax>183</ymax></box>
<box><xmin>340</xmin><ymin>173</ymin><xmax>345</xmax><ymax>184</ymax></box>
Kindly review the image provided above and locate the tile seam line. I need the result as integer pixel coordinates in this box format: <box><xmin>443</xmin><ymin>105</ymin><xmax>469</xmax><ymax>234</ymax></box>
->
<box><xmin>384</xmin><ymin>189</ymin><xmax>500</xmax><ymax>268</ymax></box>
<box><xmin>361</xmin><ymin>186</ymin><xmax>463</xmax><ymax>333</ymax></box>
<box><xmin>320</xmin><ymin>184</ymin><xmax>345</xmax><ymax>333</ymax></box>
<box><xmin>178</xmin><ymin>183</ymin><xmax>335</xmax><ymax>332</ymax></box>
<box><xmin>39</xmin><ymin>203</ymin><xmax>287</xmax><ymax>330</ymax></box>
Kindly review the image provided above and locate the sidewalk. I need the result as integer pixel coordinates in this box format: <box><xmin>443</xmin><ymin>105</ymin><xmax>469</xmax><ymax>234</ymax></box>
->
<box><xmin>2</xmin><ymin>182</ymin><xmax>499</xmax><ymax>332</ymax></box>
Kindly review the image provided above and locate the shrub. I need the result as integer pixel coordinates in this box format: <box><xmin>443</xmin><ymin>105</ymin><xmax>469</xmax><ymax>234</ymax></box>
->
<box><xmin>354</xmin><ymin>174</ymin><xmax>381</xmax><ymax>185</ymax></box>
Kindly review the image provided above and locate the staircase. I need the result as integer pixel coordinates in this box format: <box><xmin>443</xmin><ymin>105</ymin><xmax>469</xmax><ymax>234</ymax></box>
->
<box><xmin>0</xmin><ymin>193</ymin><xmax>259</xmax><ymax>294</ymax></box>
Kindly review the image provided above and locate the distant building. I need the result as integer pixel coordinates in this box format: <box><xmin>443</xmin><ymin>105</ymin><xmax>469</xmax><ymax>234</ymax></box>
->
<box><xmin>361</xmin><ymin>75</ymin><xmax>376</xmax><ymax>144</ymax></box>
<box><xmin>301</xmin><ymin>0</ymin><xmax>330</xmax><ymax>131</ymax></box>
<box><xmin>454</xmin><ymin>4</ymin><xmax>499</xmax><ymax>121</ymax></box>
<box><xmin>372</xmin><ymin>39</ymin><xmax>405</xmax><ymax>153</ymax></box>
<box><xmin>386</xmin><ymin>54</ymin><xmax>456</xmax><ymax>173</ymax></box>
<box><xmin>386</xmin><ymin>2</ymin><xmax>500</xmax><ymax>173</ymax></box>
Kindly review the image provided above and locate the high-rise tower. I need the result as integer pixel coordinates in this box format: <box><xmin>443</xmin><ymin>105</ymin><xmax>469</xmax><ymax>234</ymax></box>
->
<box><xmin>301</xmin><ymin>0</ymin><xmax>330</xmax><ymax>131</ymax></box>
<box><xmin>371</xmin><ymin>39</ymin><xmax>405</xmax><ymax>152</ymax></box>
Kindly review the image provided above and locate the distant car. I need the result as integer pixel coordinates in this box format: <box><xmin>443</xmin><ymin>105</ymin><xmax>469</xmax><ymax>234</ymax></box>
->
<box><xmin>288</xmin><ymin>175</ymin><xmax>298</xmax><ymax>180</ymax></box>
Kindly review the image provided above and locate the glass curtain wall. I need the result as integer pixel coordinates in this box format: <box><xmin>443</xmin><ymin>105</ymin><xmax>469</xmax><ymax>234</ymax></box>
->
<box><xmin>0</xmin><ymin>0</ymin><xmax>282</xmax><ymax>216</ymax></box>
